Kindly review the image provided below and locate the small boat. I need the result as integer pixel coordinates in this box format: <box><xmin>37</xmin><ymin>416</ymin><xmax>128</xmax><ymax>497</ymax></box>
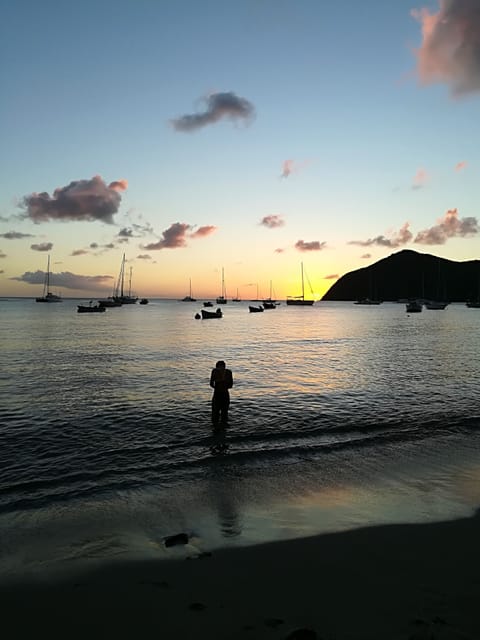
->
<box><xmin>466</xmin><ymin>300</ymin><xmax>480</xmax><ymax>308</ymax></box>
<box><xmin>203</xmin><ymin>301</ymin><xmax>213</xmax><ymax>307</ymax></box>
<box><xmin>406</xmin><ymin>300</ymin><xmax>422</xmax><ymax>313</ymax></box>
<box><xmin>139</xmin><ymin>298</ymin><xmax>149</xmax><ymax>305</ymax></box>
<box><xmin>424</xmin><ymin>300</ymin><xmax>448</xmax><ymax>310</ymax></box>
<box><xmin>216</xmin><ymin>268</ymin><xmax>227</xmax><ymax>304</ymax></box>
<box><xmin>36</xmin><ymin>255</ymin><xmax>62</xmax><ymax>303</ymax></box>
<box><xmin>113</xmin><ymin>254</ymin><xmax>138</xmax><ymax>304</ymax></box>
<box><xmin>77</xmin><ymin>303</ymin><xmax>106</xmax><ymax>313</ymax></box>
<box><xmin>201</xmin><ymin>308</ymin><xmax>223</xmax><ymax>319</ymax></box>
<box><xmin>263</xmin><ymin>280</ymin><xmax>279</xmax><ymax>306</ymax></box>
<box><xmin>249</xmin><ymin>305</ymin><xmax>264</xmax><ymax>313</ymax></box>
<box><xmin>98</xmin><ymin>297</ymin><xmax>122</xmax><ymax>307</ymax></box>
<box><xmin>286</xmin><ymin>262</ymin><xmax>314</xmax><ymax>306</ymax></box>
<box><xmin>232</xmin><ymin>288</ymin><xmax>241</xmax><ymax>302</ymax></box>
<box><xmin>181</xmin><ymin>279</ymin><xmax>196</xmax><ymax>302</ymax></box>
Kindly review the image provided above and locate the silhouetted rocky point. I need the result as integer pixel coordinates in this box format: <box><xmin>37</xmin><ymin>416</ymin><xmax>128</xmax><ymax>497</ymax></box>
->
<box><xmin>322</xmin><ymin>250</ymin><xmax>480</xmax><ymax>302</ymax></box>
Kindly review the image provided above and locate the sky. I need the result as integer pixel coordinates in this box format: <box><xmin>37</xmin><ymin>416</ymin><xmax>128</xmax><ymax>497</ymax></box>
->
<box><xmin>1</xmin><ymin>0</ymin><xmax>479</xmax><ymax>300</ymax></box>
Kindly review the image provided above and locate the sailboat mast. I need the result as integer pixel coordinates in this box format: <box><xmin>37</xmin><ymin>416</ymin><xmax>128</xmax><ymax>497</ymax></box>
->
<box><xmin>46</xmin><ymin>255</ymin><xmax>51</xmax><ymax>294</ymax></box>
<box><xmin>120</xmin><ymin>254</ymin><xmax>125</xmax><ymax>297</ymax></box>
<box><xmin>301</xmin><ymin>262</ymin><xmax>305</xmax><ymax>299</ymax></box>
<box><xmin>129</xmin><ymin>266</ymin><xmax>132</xmax><ymax>297</ymax></box>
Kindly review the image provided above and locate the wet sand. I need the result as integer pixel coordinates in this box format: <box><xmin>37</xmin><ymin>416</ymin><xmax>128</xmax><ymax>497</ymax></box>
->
<box><xmin>2</xmin><ymin>512</ymin><xmax>479</xmax><ymax>639</ymax></box>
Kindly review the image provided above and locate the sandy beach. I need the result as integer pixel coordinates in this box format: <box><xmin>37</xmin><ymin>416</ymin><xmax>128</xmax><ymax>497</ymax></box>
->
<box><xmin>2</xmin><ymin>511</ymin><xmax>479</xmax><ymax>640</ymax></box>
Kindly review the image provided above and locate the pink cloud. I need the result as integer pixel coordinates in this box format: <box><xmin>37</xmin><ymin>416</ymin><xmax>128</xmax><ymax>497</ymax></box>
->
<box><xmin>412</xmin><ymin>167</ymin><xmax>429</xmax><ymax>189</ymax></box>
<box><xmin>411</xmin><ymin>0</ymin><xmax>480</xmax><ymax>95</ymax></box>
<box><xmin>349</xmin><ymin>222</ymin><xmax>413</xmax><ymax>248</ymax></box>
<box><xmin>143</xmin><ymin>222</ymin><xmax>216</xmax><ymax>250</ymax></box>
<box><xmin>260</xmin><ymin>215</ymin><xmax>285</xmax><ymax>228</ymax></box>
<box><xmin>190</xmin><ymin>225</ymin><xmax>217</xmax><ymax>238</ymax></box>
<box><xmin>295</xmin><ymin>240</ymin><xmax>326</xmax><ymax>252</ymax></box>
<box><xmin>324</xmin><ymin>274</ymin><xmax>338</xmax><ymax>280</ymax></box>
<box><xmin>274</xmin><ymin>248</ymin><xmax>285</xmax><ymax>253</ymax></box>
<box><xmin>455</xmin><ymin>160</ymin><xmax>468</xmax><ymax>171</ymax></box>
<box><xmin>414</xmin><ymin>207</ymin><xmax>478</xmax><ymax>244</ymax></box>
<box><xmin>280</xmin><ymin>159</ymin><xmax>309</xmax><ymax>178</ymax></box>
<box><xmin>22</xmin><ymin>175</ymin><xmax>127</xmax><ymax>224</ymax></box>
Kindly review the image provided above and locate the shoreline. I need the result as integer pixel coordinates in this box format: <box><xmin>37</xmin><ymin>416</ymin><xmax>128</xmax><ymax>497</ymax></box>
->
<box><xmin>2</xmin><ymin>511</ymin><xmax>479</xmax><ymax>639</ymax></box>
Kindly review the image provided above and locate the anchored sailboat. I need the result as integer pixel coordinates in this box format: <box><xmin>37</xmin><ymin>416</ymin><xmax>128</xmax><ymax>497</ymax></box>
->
<box><xmin>36</xmin><ymin>255</ymin><xmax>62</xmax><ymax>303</ymax></box>
<box><xmin>113</xmin><ymin>254</ymin><xmax>138</xmax><ymax>304</ymax></box>
<box><xmin>216</xmin><ymin>268</ymin><xmax>227</xmax><ymax>304</ymax></box>
<box><xmin>181</xmin><ymin>279</ymin><xmax>196</xmax><ymax>302</ymax></box>
<box><xmin>286</xmin><ymin>262</ymin><xmax>314</xmax><ymax>306</ymax></box>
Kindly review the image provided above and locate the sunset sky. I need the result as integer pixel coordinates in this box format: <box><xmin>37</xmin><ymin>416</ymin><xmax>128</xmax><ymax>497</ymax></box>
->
<box><xmin>1</xmin><ymin>0</ymin><xmax>479</xmax><ymax>300</ymax></box>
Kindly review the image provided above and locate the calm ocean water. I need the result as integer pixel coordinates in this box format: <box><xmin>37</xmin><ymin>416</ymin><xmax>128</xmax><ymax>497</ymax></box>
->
<box><xmin>2</xmin><ymin>297</ymin><xmax>480</xmax><ymax>577</ymax></box>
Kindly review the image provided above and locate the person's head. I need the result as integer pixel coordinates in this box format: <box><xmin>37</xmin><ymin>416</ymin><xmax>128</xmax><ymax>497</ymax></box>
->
<box><xmin>216</xmin><ymin>360</ymin><xmax>226</xmax><ymax>368</ymax></box>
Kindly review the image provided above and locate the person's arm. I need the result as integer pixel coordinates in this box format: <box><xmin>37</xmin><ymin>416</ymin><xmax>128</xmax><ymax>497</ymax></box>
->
<box><xmin>227</xmin><ymin>370</ymin><xmax>233</xmax><ymax>389</ymax></box>
<box><xmin>210</xmin><ymin>369</ymin><xmax>216</xmax><ymax>388</ymax></box>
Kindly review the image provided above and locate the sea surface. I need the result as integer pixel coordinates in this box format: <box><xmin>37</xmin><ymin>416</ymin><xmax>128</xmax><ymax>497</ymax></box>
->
<box><xmin>1</xmin><ymin>297</ymin><xmax>480</xmax><ymax>578</ymax></box>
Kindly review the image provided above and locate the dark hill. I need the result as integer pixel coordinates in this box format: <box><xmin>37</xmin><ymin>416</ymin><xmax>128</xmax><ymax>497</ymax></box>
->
<box><xmin>322</xmin><ymin>250</ymin><xmax>480</xmax><ymax>302</ymax></box>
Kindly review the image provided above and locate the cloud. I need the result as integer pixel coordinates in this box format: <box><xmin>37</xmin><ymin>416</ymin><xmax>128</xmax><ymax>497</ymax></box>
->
<box><xmin>411</xmin><ymin>0</ymin><xmax>480</xmax><ymax>95</ymax></box>
<box><xmin>11</xmin><ymin>270</ymin><xmax>114</xmax><ymax>291</ymax></box>
<box><xmin>349</xmin><ymin>222</ymin><xmax>413</xmax><ymax>248</ymax></box>
<box><xmin>21</xmin><ymin>176</ymin><xmax>127</xmax><ymax>224</ymax></box>
<box><xmin>280</xmin><ymin>159</ymin><xmax>309</xmax><ymax>178</ymax></box>
<box><xmin>190</xmin><ymin>225</ymin><xmax>217</xmax><ymax>238</ymax></box>
<box><xmin>260</xmin><ymin>215</ymin><xmax>285</xmax><ymax>228</ymax></box>
<box><xmin>118</xmin><ymin>227</ymin><xmax>134</xmax><ymax>238</ymax></box>
<box><xmin>0</xmin><ymin>269</ymin><xmax>4</xmax><ymax>273</ymax></box>
<box><xmin>412</xmin><ymin>167</ymin><xmax>429</xmax><ymax>189</ymax></box>
<box><xmin>171</xmin><ymin>91</ymin><xmax>254</xmax><ymax>132</ymax></box>
<box><xmin>455</xmin><ymin>160</ymin><xmax>468</xmax><ymax>171</ymax></box>
<box><xmin>295</xmin><ymin>240</ymin><xmax>327</xmax><ymax>252</ymax></box>
<box><xmin>414</xmin><ymin>207</ymin><xmax>478</xmax><ymax>244</ymax></box>
<box><xmin>324</xmin><ymin>274</ymin><xmax>339</xmax><ymax>280</ymax></box>
<box><xmin>361</xmin><ymin>253</ymin><xmax>372</xmax><ymax>259</ymax></box>
<box><xmin>0</xmin><ymin>231</ymin><xmax>34</xmax><ymax>239</ymax></box>
<box><xmin>31</xmin><ymin>242</ymin><xmax>53</xmax><ymax>252</ymax></box>
<box><xmin>0</xmin><ymin>251</ymin><xmax>6</xmax><ymax>258</ymax></box>
<box><xmin>137</xmin><ymin>254</ymin><xmax>152</xmax><ymax>260</ymax></box>
<box><xmin>281</xmin><ymin>160</ymin><xmax>294</xmax><ymax>178</ymax></box>
<box><xmin>71</xmin><ymin>249</ymin><xmax>89</xmax><ymax>256</ymax></box>
<box><xmin>274</xmin><ymin>248</ymin><xmax>285</xmax><ymax>253</ymax></box>
<box><xmin>143</xmin><ymin>222</ymin><xmax>216</xmax><ymax>250</ymax></box>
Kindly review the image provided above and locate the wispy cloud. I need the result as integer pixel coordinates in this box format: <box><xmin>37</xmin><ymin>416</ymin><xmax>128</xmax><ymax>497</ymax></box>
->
<box><xmin>0</xmin><ymin>231</ymin><xmax>34</xmax><ymax>239</ymax></box>
<box><xmin>137</xmin><ymin>254</ymin><xmax>152</xmax><ymax>260</ymax></box>
<box><xmin>142</xmin><ymin>222</ymin><xmax>216</xmax><ymax>250</ymax></box>
<box><xmin>349</xmin><ymin>223</ymin><xmax>413</xmax><ymax>248</ymax></box>
<box><xmin>295</xmin><ymin>240</ymin><xmax>327</xmax><ymax>252</ymax></box>
<box><xmin>11</xmin><ymin>270</ymin><xmax>114</xmax><ymax>291</ymax></box>
<box><xmin>31</xmin><ymin>242</ymin><xmax>53</xmax><ymax>252</ymax></box>
<box><xmin>21</xmin><ymin>176</ymin><xmax>128</xmax><ymax>224</ymax></box>
<box><xmin>361</xmin><ymin>253</ymin><xmax>372</xmax><ymax>259</ymax></box>
<box><xmin>171</xmin><ymin>91</ymin><xmax>254</xmax><ymax>132</ymax></box>
<box><xmin>0</xmin><ymin>251</ymin><xmax>6</xmax><ymax>259</ymax></box>
<box><xmin>280</xmin><ymin>159</ymin><xmax>309</xmax><ymax>178</ymax></box>
<box><xmin>324</xmin><ymin>274</ymin><xmax>338</xmax><ymax>280</ymax></box>
<box><xmin>190</xmin><ymin>225</ymin><xmax>217</xmax><ymax>238</ymax></box>
<box><xmin>415</xmin><ymin>207</ymin><xmax>478</xmax><ymax>244</ymax></box>
<box><xmin>411</xmin><ymin>0</ymin><xmax>480</xmax><ymax>95</ymax></box>
<box><xmin>412</xmin><ymin>167</ymin><xmax>429</xmax><ymax>189</ymax></box>
<box><xmin>260</xmin><ymin>215</ymin><xmax>285</xmax><ymax>229</ymax></box>
<box><xmin>274</xmin><ymin>247</ymin><xmax>285</xmax><ymax>253</ymax></box>
<box><xmin>455</xmin><ymin>160</ymin><xmax>468</xmax><ymax>171</ymax></box>
<box><xmin>71</xmin><ymin>249</ymin><xmax>89</xmax><ymax>256</ymax></box>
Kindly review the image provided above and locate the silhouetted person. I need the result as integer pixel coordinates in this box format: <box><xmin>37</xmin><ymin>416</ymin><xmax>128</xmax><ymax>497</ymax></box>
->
<box><xmin>210</xmin><ymin>360</ymin><xmax>233</xmax><ymax>426</ymax></box>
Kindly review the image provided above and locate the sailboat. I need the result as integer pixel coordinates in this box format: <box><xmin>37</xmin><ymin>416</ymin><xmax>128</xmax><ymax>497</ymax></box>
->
<box><xmin>425</xmin><ymin>258</ymin><xmax>448</xmax><ymax>310</ymax></box>
<box><xmin>36</xmin><ymin>255</ymin><xmax>62</xmax><ymax>302</ymax></box>
<box><xmin>286</xmin><ymin>262</ymin><xmax>314</xmax><ymax>306</ymax></box>
<box><xmin>181</xmin><ymin>279</ymin><xmax>196</xmax><ymax>302</ymax></box>
<box><xmin>216</xmin><ymin>268</ymin><xmax>227</xmax><ymax>304</ymax></box>
<box><xmin>232</xmin><ymin>288</ymin><xmax>241</xmax><ymax>302</ymax></box>
<box><xmin>113</xmin><ymin>254</ymin><xmax>138</xmax><ymax>304</ymax></box>
<box><xmin>263</xmin><ymin>280</ymin><xmax>279</xmax><ymax>306</ymax></box>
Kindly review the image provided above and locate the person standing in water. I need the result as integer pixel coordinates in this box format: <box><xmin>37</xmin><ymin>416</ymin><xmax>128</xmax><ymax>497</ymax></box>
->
<box><xmin>210</xmin><ymin>360</ymin><xmax>233</xmax><ymax>426</ymax></box>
